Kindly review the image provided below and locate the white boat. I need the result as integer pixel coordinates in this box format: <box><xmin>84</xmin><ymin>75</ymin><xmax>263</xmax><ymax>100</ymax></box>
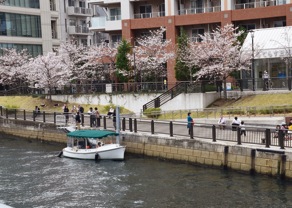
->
<box><xmin>60</xmin><ymin>130</ymin><xmax>126</xmax><ymax>160</ymax></box>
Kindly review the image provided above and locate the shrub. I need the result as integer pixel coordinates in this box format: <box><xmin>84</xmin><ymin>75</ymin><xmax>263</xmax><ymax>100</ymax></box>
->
<box><xmin>144</xmin><ymin>108</ymin><xmax>161</xmax><ymax>118</ymax></box>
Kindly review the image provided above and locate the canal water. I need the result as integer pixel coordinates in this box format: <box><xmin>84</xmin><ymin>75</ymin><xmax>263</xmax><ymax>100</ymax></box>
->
<box><xmin>1</xmin><ymin>137</ymin><xmax>292</xmax><ymax>208</ymax></box>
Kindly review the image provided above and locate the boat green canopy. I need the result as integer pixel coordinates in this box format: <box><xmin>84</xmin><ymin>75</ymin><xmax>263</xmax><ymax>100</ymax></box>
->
<box><xmin>67</xmin><ymin>130</ymin><xmax>118</xmax><ymax>139</ymax></box>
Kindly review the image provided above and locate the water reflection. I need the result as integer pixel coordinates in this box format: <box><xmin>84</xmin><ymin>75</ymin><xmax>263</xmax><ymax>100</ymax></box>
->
<box><xmin>0</xmin><ymin>137</ymin><xmax>292</xmax><ymax>208</ymax></box>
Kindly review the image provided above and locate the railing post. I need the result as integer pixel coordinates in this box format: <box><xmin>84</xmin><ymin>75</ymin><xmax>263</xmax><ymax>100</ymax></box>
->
<box><xmin>81</xmin><ymin>113</ymin><xmax>84</xmax><ymax>126</ymax></box>
<box><xmin>129</xmin><ymin>118</ymin><xmax>133</xmax><ymax>132</ymax></box>
<box><xmin>212</xmin><ymin>125</ymin><xmax>216</xmax><ymax>142</ymax></box>
<box><xmin>237</xmin><ymin>127</ymin><xmax>241</xmax><ymax>145</ymax></box>
<box><xmin>103</xmin><ymin>116</ymin><xmax>107</xmax><ymax>129</ymax></box>
<box><xmin>169</xmin><ymin>121</ymin><xmax>173</xmax><ymax>137</ymax></box>
<box><xmin>43</xmin><ymin>111</ymin><xmax>46</xmax><ymax>123</ymax></box>
<box><xmin>151</xmin><ymin>120</ymin><xmax>154</xmax><ymax>134</ymax></box>
<box><xmin>33</xmin><ymin>110</ymin><xmax>35</xmax><ymax>121</ymax></box>
<box><xmin>54</xmin><ymin>112</ymin><xmax>56</xmax><ymax>124</ymax></box>
<box><xmin>278</xmin><ymin>130</ymin><xmax>285</xmax><ymax>149</ymax></box>
<box><xmin>5</xmin><ymin>108</ymin><xmax>8</xmax><ymax>119</ymax></box>
<box><xmin>0</xmin><ymin>106</ymin><xmax>2</xmax><ymax>116</ymax></box>
<box><xmin>24</xmin><ymin>110</ymin><xmax>26</xmax><ymax>121</ymax></box>
<box><xmin>122</xmin><ymin>117</ymin><xmax>126</xmax><ymax>131</ymax></box>
<box><xmin>14</xmin><ymin>109</ymin><xmax>17</xmax><ymax>120</ymax></box>
<box><xmin>265</xmin><ymin>129</ymin><xmax>271</xmax><ymax>148</ymax></box>
<box><xmin>134</xmin><ymin>118</ymin><xmax>137</xmax><ymax>133</ymax></box>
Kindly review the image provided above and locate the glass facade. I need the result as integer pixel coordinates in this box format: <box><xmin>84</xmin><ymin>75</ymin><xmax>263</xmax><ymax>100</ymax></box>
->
<box><xmin>0</xmin><ymin>12</ymin><xmax>42</xmax><ymax>37</ymax></box>
<box><xmin>0</xmin><ymin>43</ymin><xmax>42</xmax><ymax>57</ymax></box>
<box><xmin>3</xmin><ymin>0</ymin><xmax>40</xmax><ymax>8</ymax></box>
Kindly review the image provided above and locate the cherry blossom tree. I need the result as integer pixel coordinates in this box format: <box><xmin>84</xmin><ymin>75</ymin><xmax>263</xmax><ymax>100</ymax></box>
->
<box><xmin>0</xmin><ymin>48</ymin><xmax>31</xmax><ymax>90</ymax></box>
<box><xmin>185</xmin><ymin>24</ymin><xmax>251</xmax><ymax>99</ymax></box>
<box><xmin>57</xmin><ymin>41</ymin><xmax>87</xmax><ymax>82</ymax></box>
<box><xmin>24</xmin><ymin>52</ymin><xmax>71</xmax><ymax>100</ymax></box>
<box><xmin>85</xmin><ymin>42</ymin><xmax>118</xmax><ymax>83</ymax></box>
<box><xmin>128</xmin><ymin>27</ymin><xmax>175</xmax><ymax>82</ymax></box>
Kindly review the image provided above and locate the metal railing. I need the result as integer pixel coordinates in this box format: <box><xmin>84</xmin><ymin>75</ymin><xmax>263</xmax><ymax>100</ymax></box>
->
<box><xmin>0</xmin><ymin>78</ymin><xmax>291</xmax><ymax>97</ymax></box>
<box><xmin>234</xmin><ymin>0</ymin><xmax>285</xmax><ymax>10</ymax></box>
<box><xmin>178</xmin><ymin>6</ymin><xmax>221</xmax><ymax>15</ymax></box>
<box><xmin>134</xmin><ymin>11</ymin><xmax>166</xmax><ymax>19</ymax></box>
<box><xmin>0</xmin><ymin>106</ymin><xmax>290</xmax><ymax>149</ymax></box>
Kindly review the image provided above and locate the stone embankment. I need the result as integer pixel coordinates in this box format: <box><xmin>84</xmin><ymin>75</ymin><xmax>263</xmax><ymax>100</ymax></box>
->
<box><xmin>1</xmin><ymin>118</ymin><xmax>292</xmax><ymax>180</ymax></box>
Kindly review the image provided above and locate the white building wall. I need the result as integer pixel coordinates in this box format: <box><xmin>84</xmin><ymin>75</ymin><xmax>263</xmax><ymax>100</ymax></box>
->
<box><xmin>40</xmin><ymin>1</ymin><xmax>54</xmax><ymax>54</ymax></box>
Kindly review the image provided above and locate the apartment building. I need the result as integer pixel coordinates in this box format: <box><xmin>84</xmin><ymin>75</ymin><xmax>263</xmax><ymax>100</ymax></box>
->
<box><xmin>88</xmin><ymin>0</ymin><xmax>292</xmax><ymax>84</ymax></box>
<box><xmin>0</xmin><ymin>0</ymin><xmax>103</xmax><ymax>56</ymax></box>
<box><xmin>0</xmin><ymin>0</ymin><xmax>62</xmax><ymax>56</ymax></box>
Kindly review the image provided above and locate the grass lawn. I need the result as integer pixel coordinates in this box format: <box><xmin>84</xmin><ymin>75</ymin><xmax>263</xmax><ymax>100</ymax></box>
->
<box><xmin>0</xmin><ymin>95</ymin><xmax>131</xmax><ymax>114</ymax></box>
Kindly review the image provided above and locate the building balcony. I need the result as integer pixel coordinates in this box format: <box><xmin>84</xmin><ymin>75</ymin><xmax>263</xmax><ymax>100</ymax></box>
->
<box><xmin>67</xmin><ymin>6</ymin><xmax>92</xmax><ymax>17</ymax></box>
<box><xmin>68</xmin><ymin>26</ymin><xmax>92</xmax><ymax>35</ymax></box>
<box><xmin>87</xmin><ymin>0</ymin><xmax>121</xmax><ymax>5</ymax></box>
<box><xmin>234</xmin><ymin>0</ymin><xmax>286</xmax><ymax>10</ymax></box>
<box><xmin>90</xmin><ymin>16</ymin><xmax>121</xmax><ymax>31</ymax></box>
<box><xmin>178</xmin><ymin>6</ymin><xmax>221</xmax><ymax>15</ymax></box>
<box><xmin>134</xmin><ymin>11</ymin><xmax>165</xmax><ymax>19</ymax></box>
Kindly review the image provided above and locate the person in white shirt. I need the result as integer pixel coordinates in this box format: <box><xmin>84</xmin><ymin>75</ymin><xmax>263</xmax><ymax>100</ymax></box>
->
<box><xmin>218</xmin><ymin>116</ymin><xmax>226</xmax><ymax>130</ymax></box>
<box><xmin>232</xmin><ymin>117</ymin><xmax>241</xmax><ymax>131</ymax></box>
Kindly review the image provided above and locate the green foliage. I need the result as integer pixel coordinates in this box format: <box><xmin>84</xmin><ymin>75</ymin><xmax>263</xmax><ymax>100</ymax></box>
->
<box><xmin>144</xmin><ymin>108</ymin><xmax>161</xmax><ymax>118</ymax></box>
<box><xmin>175</xmin><ymin>28</ymin><xmax>197</xmax><ymax>81</ymax></box>
<box><xmin>116</xmin><ymin>39</ymin><xmax>131</xmax><ymax>75</ymax></box>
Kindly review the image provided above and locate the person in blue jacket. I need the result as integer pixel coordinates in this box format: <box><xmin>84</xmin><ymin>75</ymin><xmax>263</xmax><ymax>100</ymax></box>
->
<box><xmin>187</xmin><ymin>112</ymin><xmax>193</xmax><ymax>135</ymax></box>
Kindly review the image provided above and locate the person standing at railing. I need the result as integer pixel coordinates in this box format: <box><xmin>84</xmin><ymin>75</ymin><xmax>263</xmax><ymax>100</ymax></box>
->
<box><xmin>262</xmin><ymin>70</ymin><xmax>270</xmax><ymax>91</ymax></box>
<box><xmin>231</xmin><ymin>116</ymin><xmax>241</xmax><ymax>131</ymax></box>
<box><xmin>240</xmin><ymin>121</ymin><xmax>246</xmax><ymax>136</ymax></box>
<box><xmin>187</xmin><ymin>112</ymin><xmax>194</xmax><ymax>135</ymax></box>
<box><xmin>63</xmin><ymin>105</ymin><xmax>69</xmax><ymax>125</ymax></box>
<box><xmin>75</xmin><ymin>111</ymin><xmax>81</xmax><ymax>130</ymax></box>
<box><xmin>218</xmin><ymin>116</ymin><xmax>226</xmax><ymax>130</ymax></box>
<box><xmin>95</xmin><ymin>107</ymin><xmax>100</xmax><ymax>127</ymax></box>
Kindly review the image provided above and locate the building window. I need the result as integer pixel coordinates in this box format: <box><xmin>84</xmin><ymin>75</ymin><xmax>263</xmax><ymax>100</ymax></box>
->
<box><xmin>0</xmin><ymin>43</ymin><xmax>42</xmax><ymax>57</ymax></box>
<box><xmin>159</xmin><ymin>4</ymin><xmax>165</xmax><ymax>17</ymax></box>
<box><xmin>4</xmin><ymin>0</ymin><xmax>40</xmax><ymax>8</ymax></box>
<box><xmin>68</xmin><ymin>0</ymin><xmax>75</xmax><ymax>7</ymax></box>
<box><xmin>274</xmin><ymin>20</ymin><xmax>286</xmax><ymax>27</ymax></box>
<box><xmin>111</xmin><ymin>34</ymin><xmax>122</xmax><ymax>46</ymax></box>
<box><xmin>0</xmin><ymin>12</ymin><xmax>42</xmax><ymax>38</ymax></box>
<box><xmin>109</xmin><ymin>8</ymin><xmax>121</xmax><ymax>21</ymax></box>
<box><xmin>192</xmin><ymin>28</ymin><xmax>204</xmax><ymax>42</ymax></box>
<box><xmin>139</xmin><ymin>5</ymin><xmax>152</xmax><ymax>18</ymax></box>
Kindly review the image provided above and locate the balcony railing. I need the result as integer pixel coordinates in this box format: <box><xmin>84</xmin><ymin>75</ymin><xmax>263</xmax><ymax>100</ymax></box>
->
<box><xmin>234</xmin><ymin>0</ymin><xmax>286</xmax><ymax>10</ymax></box>
<box><xmin>108</xmin><ymin>15</ymin><xmax>121</xmax><ymax>21</ymax></box>
<box><xmin>67</xmin><ymin>6</ymin><xmax>92</xmax><ymax>16</ymax></box>
<box><xmin>178</xmin><ymin>6</ymin><xmax>221</xmax><ymax>15</ymax></box>
<box><xmin>68</xmin><ymin>25</ymin><xmax>90</xmax><ymax>35</ymax></box>
<box><xmin>134</xmin><ymin>11</ymin><xmax>165</xmax><ymax>19</ymax></box>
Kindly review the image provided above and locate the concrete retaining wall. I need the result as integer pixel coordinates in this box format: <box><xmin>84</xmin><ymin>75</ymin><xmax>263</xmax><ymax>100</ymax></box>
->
<box><xmin>1</xmin><ymin>119</ymin><xmax>292</xmax><ymax>180</ymax></box>
<box><xmin>51</xmin><ymin>92</ymin><xmax>219</xmax><ymax>115</ymax></box>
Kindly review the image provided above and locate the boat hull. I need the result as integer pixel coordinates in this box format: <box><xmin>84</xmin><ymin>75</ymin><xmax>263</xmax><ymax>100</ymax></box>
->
<box><xmin>62</xmin><ymin>144</ymin><xmax>126</xmax><ymax>160</ymax></box>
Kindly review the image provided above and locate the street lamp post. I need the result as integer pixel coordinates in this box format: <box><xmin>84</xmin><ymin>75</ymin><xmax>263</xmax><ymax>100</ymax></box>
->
<box><xmin>250</xmin><ymin>30</ymin><xmax>255</xmax><ymax>91</ymax></box>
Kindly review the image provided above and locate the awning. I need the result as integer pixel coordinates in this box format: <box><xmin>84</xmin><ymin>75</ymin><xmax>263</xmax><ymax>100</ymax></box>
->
<box><xmin>67</xmin><ymin>130</ymin><xmax>118</xmax><ymax>139</ymax></box>
<box><xmin>241</xmin><ymin>26</ymin><xmax>292</xmax><ymax>59</ymax></box>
